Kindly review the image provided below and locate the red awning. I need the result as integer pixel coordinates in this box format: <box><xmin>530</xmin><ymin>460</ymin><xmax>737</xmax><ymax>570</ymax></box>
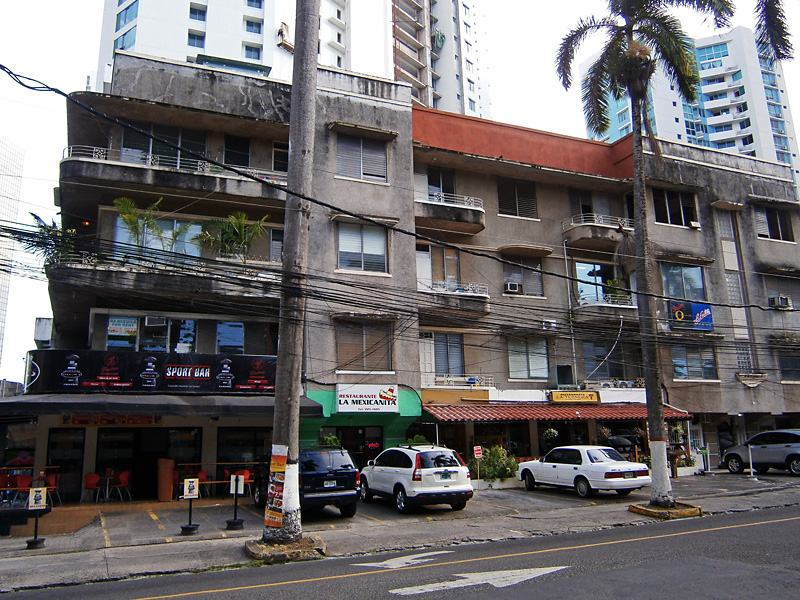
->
<box><xmin>423</xmin><ymin>403</ymin><xmax>690</xmax><ymax>422</ymax></box>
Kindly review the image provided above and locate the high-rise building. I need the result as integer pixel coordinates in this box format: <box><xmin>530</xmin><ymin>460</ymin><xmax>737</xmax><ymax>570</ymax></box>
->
<box><xmin>0</xmin><ymin>136</ymin><xmax>23</xmax><ymax>376</ymax></box>
<box><xmin>96</xmin><ymin>0</ymin><xmax>490</xmax><ymax>117</ymax></box>
<box><xmin>582</xmin><ymin>26</ymin><xmax>798</xmax><ymax>193</ymax></box>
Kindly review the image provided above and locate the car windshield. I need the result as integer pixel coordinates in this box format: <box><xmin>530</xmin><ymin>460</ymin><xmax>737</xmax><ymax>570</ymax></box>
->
<box><xmin>299</xmin><ymin>451</ymin><xmax>354</xmax><ymax>472</ymax></box>
<box><xmin>419</xmin><ymin>450</ymin><xmax>461</xmax><ymax>468</ymax></box>
<box><xmin>586</xmin><ymin>448</ymin><xmax>627</xmax><ymax>463</ymax></box>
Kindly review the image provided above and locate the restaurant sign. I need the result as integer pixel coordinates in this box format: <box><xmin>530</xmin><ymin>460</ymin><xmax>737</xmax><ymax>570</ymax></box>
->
<box><xmin>550</xmin><ymin>390</ymin><xmax>599</xmax><ymax>403</ymax></box>
<box><xmin>336</xmin><ymin>384</ymin><xmax>399</xmax><ymax>413</ymax></box>
<box><xmin>669</xmin><ymin>301</ymin><xmax>713</xmax><ymax>330</ymax></box>
<box><xmin>26</xmin><ymin>349</ymin><xmax>276</xmax><ymax>394</ymax></box>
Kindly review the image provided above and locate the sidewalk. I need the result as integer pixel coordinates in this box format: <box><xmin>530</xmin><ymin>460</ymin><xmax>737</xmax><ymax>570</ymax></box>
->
<box><xmin>1</xmin><ymin>473</ymin><xmax>799</xmax><ymax>592</ymax></box>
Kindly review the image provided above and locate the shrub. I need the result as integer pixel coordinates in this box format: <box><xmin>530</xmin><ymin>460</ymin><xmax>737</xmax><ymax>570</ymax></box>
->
<box><xmin>406</xmin><ymin>434</ymin><xmax>430</xmax><ymax>444</ymax></box>
<box><xmin>320</xmin><ymin>434</ymin><xmax>341</xmax><ymax>447</ymax></box>
<box><xmin>467</xmin><ymin>446</ymin><xmax>519</xmax><ymax>482</ymax></box>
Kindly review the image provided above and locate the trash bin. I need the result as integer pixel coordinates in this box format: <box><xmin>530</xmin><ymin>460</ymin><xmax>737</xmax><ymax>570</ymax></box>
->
<box><xmin>157</xmin><ymin>458</ymin><xmax>175</xmax><ymax>502</ymax></box>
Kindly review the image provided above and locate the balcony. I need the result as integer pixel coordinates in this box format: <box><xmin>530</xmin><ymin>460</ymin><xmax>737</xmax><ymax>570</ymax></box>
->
<box><xmin>572</xmin><ymin>293</ymin><xmax>637</xmax><ymax>325</ymax></box>
<box><xmin>414</xmin><ymin>191</ymin><xmax>486</xmax><ymax>234</ymax></box>
<box><xmin>562</xmin><ymin>213</ymin><xmax>632</xmax><ymax>251</ymax></box>
<box><xmin>418</xmin><ymin>280</ymin><xmax>490</xmax><ymax>316</ymax></box>
<box><xmin>421</xmin><ymin>373</ymin><xmax>495</xmax><ymax>388</ymax></box>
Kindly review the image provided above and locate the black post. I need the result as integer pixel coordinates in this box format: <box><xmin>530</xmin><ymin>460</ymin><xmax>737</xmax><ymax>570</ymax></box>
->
<box><xmin>25</xmin><ymin>512</ymin><xmax>45</xmax><ymax>550</ymax></box>
<box><xmin>226</xmin><ymin>475</ymin><xmax>243</xmax><ymax>530</ymax></box>
<box><xmin>180</xmin><ymin>497</ymin><xmax>199</xmax><ymax>535</ymax></box>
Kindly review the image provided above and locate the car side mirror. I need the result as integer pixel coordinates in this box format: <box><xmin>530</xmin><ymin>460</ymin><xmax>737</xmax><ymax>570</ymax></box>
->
<box><xmin>539</xmin><ymin>457</ymin><xmax>544</xmax><ymax>462</ymax></box>
<box><xmin>367</xmin><ymin>460</ymin><xmax>375</xmax><ymax>466</ymax></box>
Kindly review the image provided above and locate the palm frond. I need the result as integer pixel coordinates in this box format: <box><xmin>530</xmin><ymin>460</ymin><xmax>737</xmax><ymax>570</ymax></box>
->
<box><xmin>637</xmin><ymin>9</ymin><xmax>699</xmax><ymax>102</ymax></box>
<box><xmin>755</xmin><ymin>0</ymin><xmax>793</xmax><ymax>60</ymax></box>
<box><xmin>668</xmin><ymin>0</ymin><xmax>734</xmax><ymax>28</ymax></box>
<box><xmin>556</xmin><ymin>16</ymin><xmax>616</xmax><ymax>90</ymax></box>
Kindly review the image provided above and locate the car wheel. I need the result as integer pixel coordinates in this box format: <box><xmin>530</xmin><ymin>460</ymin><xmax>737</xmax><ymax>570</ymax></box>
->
<box><xmin>253</xmin><ymin>484</ymin><xmax>266</xmax><ymax>508</ymax></box>
<box><xmin>394</xmin><ymin>486</ymin><xmax>411</xmax><ymax>514</ymax></box>
<box><xmin>361</xmin><ymin>478</ymin><xmax>373</xmax><ymax>502</ymax></box>
<box><xmin>788</xmin><ymin>457</ymin><xmax>800</xmax><ymax>476</ymax></box>
<box><xmin>339</xmin><ymin>502</ymin><xmax>357</xmax><ymax>518</ymax></box>
<box><xmin>726</xmin><ymin>455</ymin><xmax>745</xmax><ymax>474</ymax></box>
<box><xmin>574</xmin><ymin>477</ymin><xmax>592</xmax><ymax>498</ymax></box>
<box><xmin>524</xmin><ymin>471</ymin><xmax>536</xmax><ymax>491</ymax></box>
<box><xmin>615</xmin><ymin>488</ymin><xmax>633</xmax><ymax>496</ymax></box>
<box><xmin>450</xmin><ymin>501</ymin><xmax>467</xmax><ymax>511</ymax></box>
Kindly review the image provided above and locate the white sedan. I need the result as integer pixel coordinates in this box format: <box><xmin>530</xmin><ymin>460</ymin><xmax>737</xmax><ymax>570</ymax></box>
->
<box><xmin>517</xmin><ymin>445</ymin><xmax>651</xmax><ymax>498</ymax></box>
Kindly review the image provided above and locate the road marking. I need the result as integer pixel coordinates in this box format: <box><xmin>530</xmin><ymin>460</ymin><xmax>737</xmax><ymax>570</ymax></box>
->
<box><xmin>99</xmin><ymin>514</ymin><xmax>111</xmax><ymax>548</ymax></box>
<box><xmin>360</xmin><ymin>514</ymin><xmax>386</xmax><ymax>526</ymax></box>
<box><xmin>148</xmin><ymin>510</ymin><xmax>166</xmax><ymax>532</ymax></box>
<box><xmin>126</xmin><ymin>514</ymin><xmax>800</xmax><ymax>600</ymax></box>
<box><xmin>389</xmin><ymin>567</ymin><xmax>568</xmax><ymax>595</ymax></box>
<box><xmin>353</xmin><ymin>551</ymin><xmax>454</xmax><ymax>569</ymax></box>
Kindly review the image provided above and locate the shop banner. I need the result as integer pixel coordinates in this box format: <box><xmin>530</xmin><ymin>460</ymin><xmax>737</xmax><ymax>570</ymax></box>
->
<box><xmin>28</xmin><ymin>488</ymin><xmax>47</xmax><ymax>510</ymax></box>
<box><xmin>336</xmin><ymin>384</ymin><xmax>399</xmax><ymax>413</ymax></box>
<box><xmin>264</xmin><ymin>444</ymin><xmax>288</xmax><ymax>528</ymax></box>
<box><xmin>669</xmin><ymin>301</ymin><xmax>713</xmax><ymax>330</ymax></box>
<box><xmin>183</xmin><ymin>478</ymin><xmax>199</xmax><ymax>499</ymax></box>
<box><xmin>26</xmin><ymin>350</ymin><xmax>276</xmax><ymax>395</ymax></box>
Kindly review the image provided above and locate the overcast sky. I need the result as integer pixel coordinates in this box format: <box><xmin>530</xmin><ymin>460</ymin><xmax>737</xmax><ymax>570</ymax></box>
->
<box><xmin>0</xmin><ymin>0</ymin><xmax>798</xmax><ymax>382</ymax></box>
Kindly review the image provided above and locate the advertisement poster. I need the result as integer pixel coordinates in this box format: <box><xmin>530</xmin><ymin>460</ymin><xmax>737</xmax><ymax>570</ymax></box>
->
<box><xmin>229</xmin><ymin>474</ymin><xmax>245</xmax><ymax>496</ymax></box>
<box><xmin>28</xmin><ymin>487</ymin><xmax>47</xmax><ymax>510</ymax></box>
<box><xmin>264</xmin><ymin>445</ymin><xmax>288</xmax><ymax>528</ymax></box>
<box><xmin>183</xmin><ymin>478</ymin><xmax>199</xmax><ymax>500</ymax></box>
<box><xmin>336</xmin><ymin>384</ymin><xmax>399</xmax><ymax>413</ymax></box>
<box><xmin>669</xmin><ymin>301</ymin><xmax>714</xmax><ymax>330</ymax></box>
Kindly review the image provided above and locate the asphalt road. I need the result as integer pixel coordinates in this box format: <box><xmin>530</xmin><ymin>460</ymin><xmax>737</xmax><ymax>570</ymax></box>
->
<box><xmin>11</xmin><ymin>503</ymin><xmax>800</xmax><ymax>599</ymax></box>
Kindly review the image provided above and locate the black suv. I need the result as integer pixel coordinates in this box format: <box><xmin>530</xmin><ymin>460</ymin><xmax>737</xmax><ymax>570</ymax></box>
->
<box><xmin>253</xmin><ymin>447</ymin><xmax>360</xmax><ymax>517</ymax></box>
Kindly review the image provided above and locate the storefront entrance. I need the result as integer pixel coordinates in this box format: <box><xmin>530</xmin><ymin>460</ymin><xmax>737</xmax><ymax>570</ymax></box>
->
<box><xmin>319</xmin><ymin>426</ymin><xmax>382</xmax><ymax>470</ymax></box>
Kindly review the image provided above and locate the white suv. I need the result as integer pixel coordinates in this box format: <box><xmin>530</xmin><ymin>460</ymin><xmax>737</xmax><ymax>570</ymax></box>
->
<box><xmin>360</xmin><ymin>445</ymin><xmax>473</xmax><ymax>513</ymax></box>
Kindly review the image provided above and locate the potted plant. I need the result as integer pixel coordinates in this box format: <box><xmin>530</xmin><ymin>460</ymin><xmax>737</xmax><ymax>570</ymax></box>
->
<box><xmin>193</xmin><ymin>211</ymin><xmax>270</xmax><ymax>264</ymax></box>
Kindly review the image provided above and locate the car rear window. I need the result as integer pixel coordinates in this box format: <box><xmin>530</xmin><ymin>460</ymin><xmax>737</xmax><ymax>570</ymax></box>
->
<box><xmin>299</xmin><ymin>451</ymin><xmax>355</xmax><ymax>472</ymax></box>
<box><xmin>419</xmin><ymin>450</ymin><xmax>461</xmax><ymax>468</ymax></box>
<box><xmin>587</xmin><ymin>448</ymin><xmax>627</xmax><ymax>463</ymax></box>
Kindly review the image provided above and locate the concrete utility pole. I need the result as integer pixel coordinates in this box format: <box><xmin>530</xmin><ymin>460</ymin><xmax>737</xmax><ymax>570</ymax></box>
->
<box><xmin>262</xmin><ymin>0</ymin><xmax>320</xmax><ymax>544</ymax></box>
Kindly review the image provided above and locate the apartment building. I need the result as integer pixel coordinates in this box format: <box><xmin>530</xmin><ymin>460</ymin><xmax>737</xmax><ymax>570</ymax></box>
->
<box><xmin>585</xmin><ymin>27</ymin><xmax>799</xmax><ymax>195</ymax></box>
<box><xmin>96</xmin><ymin>0</ymin><xmax>489</xmax><ymax>116</ymax></box>
<box><xmin>0</xmin><ymin>137</ymin><xmax>23</xmax><ymax>376</ymax></box>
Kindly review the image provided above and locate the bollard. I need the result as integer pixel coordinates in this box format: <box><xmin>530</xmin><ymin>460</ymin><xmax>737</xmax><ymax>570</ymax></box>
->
<box><xmin>180</xmin><ymin>478</ymin><xmax>200</xmax><ymax>535</ymax></box>
<box><xmin>226</xmin><ymin>475</ymin><xmax>244</xmax><ymax>530</ymax></box>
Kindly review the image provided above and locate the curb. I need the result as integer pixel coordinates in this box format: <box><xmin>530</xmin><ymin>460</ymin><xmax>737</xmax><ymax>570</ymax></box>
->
<box><xmin>244</xmin><ymin>535</ymin><xmax>326</xmax><ymax>564</ymax></box>
<box><xmin>628</xmin><ymin>502</ymin><xmax>702</xmax><ymax>519</ymax></box>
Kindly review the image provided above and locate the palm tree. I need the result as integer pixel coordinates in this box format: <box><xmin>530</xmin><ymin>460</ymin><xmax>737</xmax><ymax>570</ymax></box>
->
<box><xmin>193</xmin><ymin>211</ymin><xmax>270</xmax><ymax>264</ymax></box>
<box><xmin>754</xmin><ymin>0</ymin><xmax>792</xmax><ymax>60</ymax></box>
<box><xmin>556</xmin><ymin>1</ymin><xmax>733</xmax><ymax>508</ymax></box>
<box><xmin>113</xmin><ymin>197</ymin><xmax>163</xmax><ymax>249</ymax></box>
<box><xmin>22</xmin><ymin>213</ymin><xmax>76</xmax><ymax>265</ymax></box>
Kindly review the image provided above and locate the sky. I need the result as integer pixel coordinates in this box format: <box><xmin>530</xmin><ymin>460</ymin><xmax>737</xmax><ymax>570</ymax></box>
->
<box><xmin>0</xmin><ymin>0</ymin><xmax>798</xmax><ymax>383</ymax></box>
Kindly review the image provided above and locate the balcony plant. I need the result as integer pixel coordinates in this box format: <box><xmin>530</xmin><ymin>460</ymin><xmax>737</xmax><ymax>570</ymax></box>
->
<box><xmin>21</xmin><ymin>213</ymin><xmax>77</xmax><ymax>264</ymax></box>
<box><xmin>193</xmin><ymin>211</ymin><xmax>270</xmax><ymax>264</ymax></box>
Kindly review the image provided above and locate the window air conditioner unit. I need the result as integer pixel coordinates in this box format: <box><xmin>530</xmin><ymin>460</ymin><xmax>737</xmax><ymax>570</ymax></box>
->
<box><xmin>504</xmin><ymin>282</ymin><xmax>523</xmax><ymax>294</ymax></box>
<box><xmin>689</xmin><ymin>220</ymin><xmax>702</xmax><ymax>229</ymax></box>
<box><xmin>615</xmin><ymin>380</ymin><xmax>636</xmax><ymax>388</ymax></box>
<box><xmin>599</xmin><ymin>380</ymin><xmax>615</xmax><ymax>388</ymax></box>
<box><xmin>144</xmin><ymin>316</ymin><xmax>167</xmax><ymax>327</ymax></box>
<box><xmin>542</xmin><ymin>319</ymin><xmax>557</xmax><ymax>331</ymax></box>
<box><xmin>768</xmin><ymin>295</ymin><xmax>792</xmax><ymax>309</ymax></box>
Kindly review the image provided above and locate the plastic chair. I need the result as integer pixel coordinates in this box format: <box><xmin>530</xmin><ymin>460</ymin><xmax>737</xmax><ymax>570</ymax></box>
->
<box><xmin>0</xmin><ymin>474</ymin><xmax>11</xmax><ymax>504</ymax></box>
<box><xmin>233</xmin><ymin>469</ymin><xmax>252</xmax><ymax>496</ymax></box>
<box><xmin>84</xmin><ymin>472</ymin><xmax>105</xmax><ymax>502</ymax></box>
<box><xmin>111</xmin><ymin>471</ymin><xmax>132</xmax><ymax>501</ymax></box>
<box><xmin>197</xmin><ymin>470</ymin><xmax>211</xmax><ymax>498</ymax></box>
<box><xmin>44</xmin><ymin>473</ymin><xmax>62</xmax><ymax>505</ymax></box>
<box><xmin>13</xmin><ymin>474</ymin><xmax>33</xmax><ymax>505</ymax></box>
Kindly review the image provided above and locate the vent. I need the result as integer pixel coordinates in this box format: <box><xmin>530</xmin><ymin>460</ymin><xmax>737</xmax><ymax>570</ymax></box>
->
<box><xmin>689</xmin><ymin>220</ymin><xmax>702</xmax><ymax>229</ymax></box>
<box><xmin>542</xmin><ymin>319</ymin><xmax>557</xmax><ymax>331</ymax></box>
<box><xmin>768</xmin><ymin>295</ymin><xmax>792</xmax><ymax>309</ymax></box>
<box><xmin>504</xmin><ymin>282</ymin><xmax>523</xmax><ymax>294</ymax></box>
<box><xmin>144</xmin><ymin>316</ymin><xmax>167</xmax><ymax>327</ymax></box>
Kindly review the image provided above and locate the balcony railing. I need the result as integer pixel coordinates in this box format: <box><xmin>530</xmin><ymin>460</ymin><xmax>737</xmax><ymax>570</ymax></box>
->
<box><xmin>421</xmin><ymin>373</ymin><xmax>495</xmax><ymax>388</ymax></box>
<box><xmin>416</xmin><ymin>191</ymin><xmax>484</xmax><ymax>210</ymax></box>
<box><xmin>422</xmin><ymin>280</ymin><xmax>490</xmax><ymax>296</ymax></box>
<box><xmin>579</xmin><ymin>293</ymin><xmax>636</xmax><ymax>307</ymax></box>
<box><xmin>562</xmin><ymin>213</ymin><xmax>633</xmax><ymax>231</ymax></box>
<box><xmin>63</xmin><ymin>145</ymin><xmax>288</xmax><ymax>184</ymax></box>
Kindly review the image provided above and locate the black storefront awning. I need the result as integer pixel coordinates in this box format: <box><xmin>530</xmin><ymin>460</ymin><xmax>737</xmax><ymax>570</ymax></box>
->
<box><xmin>0</xmin><ymin>394</ymin><xmax>323</xmax><ymax>419</ymax></box>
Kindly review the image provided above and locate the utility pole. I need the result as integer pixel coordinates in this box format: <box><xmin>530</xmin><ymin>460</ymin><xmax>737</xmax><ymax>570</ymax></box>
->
<box><xmin>262</xmin><ymin>0</ymin><xmax>319</xmax><ymax>544</ymax></box>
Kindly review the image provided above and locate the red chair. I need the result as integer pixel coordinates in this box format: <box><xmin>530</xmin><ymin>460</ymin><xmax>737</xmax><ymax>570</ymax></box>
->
<box><xmin>13</xmin><ymin>474</ymin><xmax>33</xmax><ymax>505</ymax></box>
<box><xmin>44</xmin><ymin>473</ymin><xmax>62</xmax><ymax>506</ymax></box>
<box><xmin>0</xmin><ymin>474</ymin><xmax>11</xmax><ymax>504</ymax></box>
<box><xmin>197</xmin><ymin>470</ymin><xmax>211</xmax><ymax>498</ymax></box>
<box><xmin>84</xmin><ymin>472</ymin><xmax>105</xmax><ymax>502</ymax></box>
<box><xmin>110</xmin><ymin>471</ymin><xmax>132</xmax><ymax>501</ymax></box>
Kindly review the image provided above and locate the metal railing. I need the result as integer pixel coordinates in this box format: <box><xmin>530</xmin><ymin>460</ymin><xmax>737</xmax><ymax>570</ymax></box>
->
<box><xmin>424</xmin><ymin>280</ymin><xmax>490</xmax><ymax>297</ymax></box>
<box><xmin>416</xmin><ymin>191</ymin><xmax>485</xmax><ymax>210</ymax></box>
<box><xmin>562</xmin><ymin>213</ymin><xmax>633</xmax><ymax>231</ymax></box>
<box><xmin>421</xmin><ymin>373</ymin><xmax>495</xmax><ymax>388</ymax></box>
<box><xmin>63</xmin><ymin>145</ymin><xmax>288</xmax><ymax>184</ymax></box>
<box><xmin>579</xmin><ymin>293</ymin><xmax>636</xmax><ymax>307</ymax></box>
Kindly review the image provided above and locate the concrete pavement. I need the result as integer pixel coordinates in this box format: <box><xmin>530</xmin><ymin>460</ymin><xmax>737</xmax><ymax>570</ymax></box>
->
<box><xmin>1</xmin><ymin>472</ymin><xmax>799</xmax><ymax>593</ymax></box>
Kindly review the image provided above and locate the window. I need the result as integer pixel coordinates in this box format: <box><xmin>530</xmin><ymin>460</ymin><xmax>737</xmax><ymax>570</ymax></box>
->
<box><xmin>268</xmin><ymin>228</ymin><xmax>283</xmax><ymax>262</ymax></box>
<box><xmin>754</xmin><ymin>206</ymin><xmax>794</xmax><ymax>241</ymax></box>
<box><xmin>121</xmin><ymin>123</ymin><xmax>206</xmax><ymax>170</ymax></box>
<box><xmin>726</xmin><ymin>271</ymin><xmax>744</xmax><ymax>304</ymax></box>
<box><xmin>224</xmin><ymin>134</ymin><xmax>250</xmax><ymax>166</ymax></box>
<box><xmin>338</xmin><ymin>223</ymin><xmax>387</xmax><ymax>272</ymax></box>
<box><xmin>245</xmin><ymin>19</ymin><xmax>262</xmax><ymax>34</ymax></box>
<box><xmin>652</xmin><ymin>188</ymin><xmax>697</xmax><ymax>226</ymax></box>
<box><xmin>765</xmin><ymin>275</ymin><xmax>800</xmax><ymax>309</ymax></box>
<box><xmin>217</xmin><ymin>322</ymin><xmax>244</xmax><ymax>354</ymax></box>
<box><xmin>188</xmin><ymin>32</ymin><xmax>205</xmax><ymax>48</ymax></box>
<box><xmin>576</xmin><ymin>262</ymin><xmax>621</xmax><ymax>303</ymax></box>
<box><xmin>696</xmin><ymin>42</ymin><xmax>728</xmax><ymax>62</ymax></box>
<box><xmin>465</xmin><ymin>60</ymin><xmax>473</xmax><ymax>72</ymax></box>
<box><xmin>114</xmin><ymin>25</ymin><xmax>136</xmax><ymax>50</ymax></box>
<box><xmin>735</xmin><ymin>343</ymin><xmax>754</xmax><ymax>373</ymax></box>
<box><xmin>434</xmin><ymin>333</ymin><xmax>464</xmax><ymax>376</ymax></box>
<box><xmin>468</xmin><ymin>99</ymin><xmax>476</xmax><ymax>111</ymax></box>
<box><xmin>503</xmin><ymin>256</ymin><xmax>543</xmax><ymax>296</ymax></box>
<box><xmin>416</xmin><ymin>244</ymin><xmax>459</xmax><ymax>291</ymax></box>
<box><xmin>778</xmin><ymin>349</ymin><xmax>800</xmax><ymax>381</ymax></box>
<box><xmin>244</xmin><ymin>45</ymin><xmax>261</xmax><ymax>60</ymax></box>
<box><xmin>765</xmin><ymin>87</ymin><xmax>780</xmax><ymax>102</ymax></box>
<box><xmin>671</xmin><ymin>345</ymin><xmax>718</xmax><ymax>380</ymax></box>
<box><xmin>617</xmin><ymin>108</ymin><xmax>629</xmax><ymax>123</ymax></box>
<box><xmin>115</xmin><ymin>214</ymin><xmax>202</xmax><ymax>264</ymax></box>
<box><xmin>716</xmin><ymin>210</ymin><xmax>734</xmax><ymax>239</ymax></box>
<box><xmin>467</xmin><ymin>79</ymin><xmax>475</xmax><ymax>92</ymax></box>
<box><xmin>190</xmin><ymin>6</ymin><xmax>206</xmax><ymax>21</ymax></box>
<box><xmin>336</xmin><ymin>322</ymin><xmax>392</xmax><ymax>371</ymax></box>
<box><xmin>116</xmin><ymin>0</ymin><xmax>138</xmax><ymax>31</ymax></box>
<box><xmin>246</xmin><ymin>0</ymin><xmax>263</xmax><ymax>8</ymax></box>
<box><xmin>273</xmin><ymin>141</ymin><xmax>289</xmax><ymax>172</ymax></box>
<box><xmin>497</xmin><ymin>177</ymin><xmax>537</xmax><ymax>218</ymax></box>
<box><xmin>583</xmin><ymin>341</ymin><xmax>625</xmax><ymax>380</ymax></box>
<box><xmin>337</xmin><ymin>134</ymin><xmax>387</xmax><ymax>182</ymax></box>
<box><xmin>508</xmin><ymin>337</ymin><xmax>548</xmax><ymax>379</ymax></box>
<box><xmin>661</xmin><ymin>263</ymin><xmax>706</xmax><ymax>301</ymax></box>
<box><xmin>106</xmin><ymin>316</ymin><xmax>197</xmax><ymax>352</ymax></box>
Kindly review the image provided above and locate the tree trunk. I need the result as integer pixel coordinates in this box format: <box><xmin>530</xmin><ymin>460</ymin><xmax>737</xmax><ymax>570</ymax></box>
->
<box><xmin>262</xmin><ymin>0</ymin><xmax>320</xmax><ymax>543</ymax></box>
<box><xmin>630</xmin><ymin>92</ymin><xmax>674</xmax><ymax>508</ymax></box>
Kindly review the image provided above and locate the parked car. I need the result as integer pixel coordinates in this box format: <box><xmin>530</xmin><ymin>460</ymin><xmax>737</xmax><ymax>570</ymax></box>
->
<box><xmin>360</xmin><ymin>444</ymin><xmax>473</xmax><ymax>513</ymax></box>
<box><xmin>722</xmin><ymin>429</ymin><xmax>800</xmax><ymax>475</ymax></box>
<box><xmin>517</xmin><ymin>445</ymin><xmax>651</xmax><ymax>498</ymax></box>
<box><xmin>253</xmin><ymin>447</ymin><xmax>360</xmax><ymax>517</ymax></box>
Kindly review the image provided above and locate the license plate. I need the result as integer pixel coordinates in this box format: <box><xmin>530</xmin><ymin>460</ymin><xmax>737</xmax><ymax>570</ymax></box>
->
<box><xmin>440</xmin><ymin>471</ymin><xmax>451</xmax><ymax>480</ymax></box>
<box><xmin>324</xmin><ymin>480</ymin><xmax>335</xmax><ymax>487</ymax></box>
<box><xmin>623</xmin><ymin>472</ymin><xmax>634</xmax><ymax>479</ymax></box>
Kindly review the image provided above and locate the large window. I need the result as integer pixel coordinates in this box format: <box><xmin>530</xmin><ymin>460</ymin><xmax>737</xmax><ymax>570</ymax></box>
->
<box><xmin>416</xmin><ymin>244</ymin><xmax>459</xmax><ymax>291</ymax></box>
<box><xmin>778</xmin><ymin>349</ymin><xmax>800</xmax><ymax>381</ymax></box>
<box><xmin>114</xmin><ymin>26</ymin><xmax>137</xmax><ymax>50</ymax></box>
<box><xmin>672</xmin><ymin>345</ymin><xmax>718</xmax><ymax>380</ymax></box>
<box><xmin>576</xmin><ymin>262</ymin><xmax>622</xmax><ymax>303</ymax></box>
<box><xmin>503</xmin><ymin>256</ymin><xmax>543</xmax><ymax>296</ymax></box>
<box><xmin>116</xmin><ymin>0</ymin><xmax>138</xmax><ymax>31</ymax></box>
<box><xmin>217</xmin><ymin>322</ymin><xmax>244</xmax><ymax>354</ymax></box>
<box><xmin>338</xmin><ymin>224</ymin><xmax>387</xmax><ymax>272</ymax></box>
<box><xmin>336</xmin><ymin>322</ymin><xmax>392</xmax><ymax>371</ymax></box>
<box><xmin>583</xmin><ymin>341</ymin><xmax>625</xmax><ymax>380</ymax></box>
<box><xmin>106</xmin><ymin>316</ymin><xmax>197</xmax><ymax>353</ymax></box>
<box><xmin>434</xmin><ymin>333</ymin><xmax>464</xmax><ymax>376</ymax></box>
<box><xmin>754</xmin><ymin>206</ymin><xmax>794</xmax><ymax>242</ymax></box>
<box><xmin>427</xmin><ymin>166</ymin><xmax>455</xmax><ymax>200</ymax></box>
<box><xmin>114</xmin><ymin>214</ymin><xmax>202</xmax><ymax>263</ymax></box>
<box><xmin>508</xmin><ymin>337</ymin><xmax>548</xmax><ymax>379</ymax></box>
<box><xmin>273</xmin><ymin>141</ymin><xmax>289</xmax><ymax>172</ymax></box>
<box><xmin>122</xmin><ymin>123</ymin><xmax>206</xmax><ymax>169</ymax></box>
<box><xmin>661</xmin><ymin>263</ymin><xmax>706</xmax><ymax>301</ymax></box>
<box><xmin>224</xmin><ymin>134</ymin><xmax>250</xmax><ymax>167</ymax></box>
<box><xmin>497</xmin><ymin>177</ymin><xmax>537</xmax><ymax>219</ymax></box>
<box><xmin>337</xmin><ymin>134</ymin><xmax>387</xmax><ymax>182</ymax></box>
<box><xmin>652</xmin><ymin>188</ymin><xmax>697</xmax><ymax>226</ymax></box>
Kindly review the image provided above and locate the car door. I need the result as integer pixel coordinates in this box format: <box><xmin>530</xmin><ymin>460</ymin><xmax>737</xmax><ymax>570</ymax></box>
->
<box><xmin>555</xmin><ymin>449</ymin><xmax>583</xmax><ymax>485</ymax></box>
<box><xmin>370</xmin><ymin>449</ymin><xmax>401</xmax><ymax>494</ymax></box>
<box><xmin>748</xmin><ymin>432</ymin><xmax>779</xmax><ymax>467</ymax></box>
<box><xmin>536</xmin><ymin>449</ymin><xmax>564</xmax><ymax>484</ymax></box>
